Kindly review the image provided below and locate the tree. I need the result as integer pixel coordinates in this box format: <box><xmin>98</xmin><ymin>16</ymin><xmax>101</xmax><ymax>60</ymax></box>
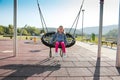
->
<box><xmin>8</xmin><ymin>24</ymin><xmax>14</xmax><ymax>35</ymax></box>
<box><xmin>40</xmin><ymin>29</ymin><xmax>45</xmax><ymax>33</ymax></box>
<box><xmin>91</xmin><ymin>33</ymin><xmax>95</xmax><ymax>41</ymax></box>
<box><xmin>0</xmin><ymin>24</ymin><xmax>42</xmax><ymax>36</ymax></box>
<box><xmin>0</xmin><ymin>25</ymin><xmax>4</xmax><ymax>35</ymax></box>
<box><xmin>22</xmin><ymin>29</ymin><xmax>28</xmax><ymax>35</ymax></box>
<box><xmin>105</xmin><ymin>29</ymin><xmax>118</xmax><ymax>38</ymax></box>
<box><xmin>25</xmin><ymin>26</ymin><xmax>40</xmax><ymax>36</ymax></box>
<box><xmin>17</xmin><ymin>28</ymin><xmax>21</xmax><ymax>35</ymax></box>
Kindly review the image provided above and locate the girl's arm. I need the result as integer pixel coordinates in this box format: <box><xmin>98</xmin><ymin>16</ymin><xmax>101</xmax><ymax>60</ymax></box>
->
<box><xmin>64</xmin><ymin>34</ymin><xmax>67</xmax><ymax>45</ymax></box>
<box><xmin>50</xmin><ymin>33</ymin><xmax>57</xmax><ymax>44</ymax></box>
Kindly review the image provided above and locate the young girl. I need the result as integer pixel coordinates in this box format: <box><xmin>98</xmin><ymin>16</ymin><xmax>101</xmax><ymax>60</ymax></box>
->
<box><xmin>51</xmin><ymin>26</ymin><xmax>67</xmax><ymax>57</ymax></box>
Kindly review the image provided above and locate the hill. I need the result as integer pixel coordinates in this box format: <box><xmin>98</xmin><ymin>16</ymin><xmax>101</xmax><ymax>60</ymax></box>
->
<box><xmin>81</xmin><ymin>25</ymin><xmax>118</xmax><ymax>35</ymax></box>
<box><xmin>41</xmin><ymin>25</ymin><xmax>118</xmax><ymax>35</ymax></box>
<box><xmin>43</xmin><ymin>28</ymin><xmax>81</xmax><ymax>34</ymax></box>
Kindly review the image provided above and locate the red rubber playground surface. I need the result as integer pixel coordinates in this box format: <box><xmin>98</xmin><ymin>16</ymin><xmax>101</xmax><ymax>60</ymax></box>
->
<box><xmin>0</xmin><ymin>39</ymin><xmax>120</xmax><ymax>80</ymax></box>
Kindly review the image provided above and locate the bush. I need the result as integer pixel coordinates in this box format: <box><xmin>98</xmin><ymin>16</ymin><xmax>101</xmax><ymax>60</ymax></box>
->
<box><xmin>91</xmin><ymin>33</ymin><xmax>95</xmax><ymax>41</ymax></box>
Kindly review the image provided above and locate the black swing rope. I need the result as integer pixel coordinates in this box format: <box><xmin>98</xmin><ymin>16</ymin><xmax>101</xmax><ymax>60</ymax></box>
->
<box><xmin>68</xmin><ymin>0</ymin><xmax>85</xmax><ymax>37</ymax></box>
<box><xmin>37</xmin><ymin>0</ymin><xmax>85</xmax><ymax>48</ymax></box>
<box><xmin>37</xmin><ymin>0</ymin><xmax>48</xmax><ymax>33</ymax></box>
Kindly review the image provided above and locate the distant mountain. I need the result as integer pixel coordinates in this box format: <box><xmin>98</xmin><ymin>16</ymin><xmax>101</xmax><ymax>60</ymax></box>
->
<box><xmin>43</xmin><ymin>27</ymin><xmax>81</xmax><ymax>34</ymax></box>
<box><xmin>82</xmin><ymin>25</ymin><xmax>118</xmax><ymax>35</ymax></box>
<box><xmin>41</xmin><ymin>25</ymin><xmax>118</xmax><ymax>35</ymax></box>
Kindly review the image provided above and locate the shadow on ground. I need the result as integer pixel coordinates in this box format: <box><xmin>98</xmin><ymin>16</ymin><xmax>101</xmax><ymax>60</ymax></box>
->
<box><xmin>93</xmin><ymin>58</ymin><xmax>101</xmax><ymax>80</ymax></box>
<box><xmin>0</xmin><ymin>58</ymin><xmax>61</xmax><ymax>80</ymax></box>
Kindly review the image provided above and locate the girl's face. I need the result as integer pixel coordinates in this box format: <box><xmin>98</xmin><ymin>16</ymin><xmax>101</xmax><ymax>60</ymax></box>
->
<box><xmin>59</xmin><ymin>27</ymin><xmax>64</xmax><ymax>33</ymax></box>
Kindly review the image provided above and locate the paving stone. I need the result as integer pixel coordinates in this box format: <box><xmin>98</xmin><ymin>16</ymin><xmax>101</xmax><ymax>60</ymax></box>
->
<box><xmin>77</xmin><ymin>57</ymin><xmax>95</xmax><ymax>61</ymax></box>
<box><xmin>49</xmin><ymin>68</ymin><xmax>69</xmax><ymax>77</ymax></box>
<box><xmin>62</xmin><ymin>57</ymin><xmax>79</xmax><ymax>61</ymax></box>
<box><xmin>88</xmin><ymin>67</ymin><xmax>118</xmax><ymax>76</ymax></box>
<box><xmin>27</xmin><ymin>77</ymin><xmax>56</xmax><ymax>80</ymax></box>
<box><xmin>0</xmin><ymin>77</ymin><xmax>32</xmax><ymax>80</ymax></box>
<box><xmin>107</xmin><ymin>67</ymin><xmax>120</xmax><ymax>75</ymax></box>
<box><xmin>106</xmin><ymin>61</ymin><xmax>116</xmax><ymax>67</ymax></box>
<box><xmin>111</xmin><ymin>76</ymin><xmax>120</xmax><ymax>80</ymax></box>
<box><xmin>73</xmin><ymin>61</ymin><xmax>94</xmax><ymax>67</ymax></box>
<box><xmin>84</xmin><ymin>77</ymin><xmax>112</xmax><ymax>80</ymax></box>
<box><xmin>0</xmin><ymin>76</ymin><xmax>55</xmax><ymax>80</ymax></box>
<box><xmin>89</xmin><ymin>61</ymin><xmax>112</xmax><ymax>67</ymax></box>
<box><xmin>0</xmin><ymin>69</ymin><xmax>15</xmax><ymax>77</ymax></box>
<box><xmin>100</xmin><ymin>57</ymin><xmax>114</xmax><ymax>61</ymax></box>
<box><xmin>43</xmin><ymin>77</ymin><xmax>56</xmax><ymax>80</ymax></box>
<box><xmin>67</xmin><ymin>68</ymin><xmax>93</xmax><ymax>76</ymax></box>
<box><xmin>0</xmin><ymin>65</ymin><xmax>44</xmax><ymax>77</ymax></box>
<box><xmin>59</xmin><ymin>61</ymin><xmax>75</xmax><ymax>67</ymax></box>
<box><xmin>42</xmin><ymin>66</ymin><xmax>62</xmax><ymax>77</ymax></box>
<box><xmin>57</xmin><ymin>77</ymin><xmax>84</xmax><ymax>80</ymax></box>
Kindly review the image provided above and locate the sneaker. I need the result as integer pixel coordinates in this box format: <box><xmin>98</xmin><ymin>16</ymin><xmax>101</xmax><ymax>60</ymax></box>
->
<box><xmin>63</xmin><ymin>53</ymin><xmax>67</xmax><ymax>58</ymax></box>
<box><xmin>55</xmin><ymin>52</ymin><xmax>59</xmax><ymax>57</ymax></box>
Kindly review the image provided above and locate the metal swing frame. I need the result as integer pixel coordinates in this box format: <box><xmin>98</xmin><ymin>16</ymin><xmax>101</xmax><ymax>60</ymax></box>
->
<box><xmin>37</xmin><ymin>0</ymin><xmax>85</xmax><ymax>57</ymax></box>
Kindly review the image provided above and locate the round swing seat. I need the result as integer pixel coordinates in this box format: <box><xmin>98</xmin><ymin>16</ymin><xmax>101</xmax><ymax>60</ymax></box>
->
<box><xmin>41</xmin><ymin>31</ymin><xmax>76</xmax><ymax>48</ymax></box>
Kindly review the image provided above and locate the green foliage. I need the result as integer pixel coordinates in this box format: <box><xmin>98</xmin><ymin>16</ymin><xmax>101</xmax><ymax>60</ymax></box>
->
<box><xmin>22</xmin><ymin>29</ymin><xmax>28</xmax><ymax>35</ymax></box>
<box><xmin>0</xmin><ymin>25</ymin><xmax>4</xmax><ymax>35</ymax></box>
<box><xmin>8</xmin><ymin>24</ymin><xmax>14</xmax><ymax>35</ymax></box>
<box><xmin>76</xmin><ymin>36</ymin><xmax>81</xmax><ymax>41</ymax></box>
<box><xmin>17</xmin><ymin>28</ymin><xmax>21</xmax><ymax>33</ymax></box>
<box><xmin>25</xmin><ymin>26</ymin><xmax>40</xmax><ymax>36</ymax></box>
<box><xmin>40</xmin><ymin>29</ymin><xmax>45</xmax><ymax>33</ymax></box>
<box><xmin>0</xmin><ymin>24</ymin><xmax>42</xmax><ymax>36</ymax></box>
<box><xmin>105</xmin><ymin>29</ymin><xmax>118</xmax><ymax>38</ymax></box>
<box><xmin>91</xmin><ymin>33</ymin><xmax>95</xmax><ymax>41</ymax></box>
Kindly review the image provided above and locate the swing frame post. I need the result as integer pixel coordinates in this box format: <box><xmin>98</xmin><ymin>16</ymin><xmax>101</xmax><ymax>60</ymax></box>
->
<box><xmin>116</xmin><ymin>0</ymin><xmax>120</xmax><ymax>67</ymax></box>
<box><xmin>98</xmin><ymin>0</ymin><xmax>104</xmax><ymax>58</ymax></box>
<box><xmin>49</xmin><ymin>47</ymin><xmax>63</xmax><ymax>58</ymax></box>
<box><xmin>13</xmin><ymin>0</ymin><xmax>17</xmax><ymax>56</ymax></box>
<box><xmin>49</xmin><ymin>47</ymin><xmax>52</xmax><ymax>58</ymax></box>
<box><xmin>60</xmin><ymin>49</ymin><xmax>63</xmax><ymax>57</ymax></box>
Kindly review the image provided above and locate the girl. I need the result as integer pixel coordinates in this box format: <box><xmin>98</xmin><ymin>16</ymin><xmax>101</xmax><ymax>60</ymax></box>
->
<box><xmin>51</xmin><ymin>26</ymin><xmax>67</xmax><ymax>57</ymax></box>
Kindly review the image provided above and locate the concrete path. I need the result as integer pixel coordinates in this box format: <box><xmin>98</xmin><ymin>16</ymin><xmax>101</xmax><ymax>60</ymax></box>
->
<box><xmin>76</xmin><ymin>41</ymin><xmax>117</xmax><ymax>60</ymax></box>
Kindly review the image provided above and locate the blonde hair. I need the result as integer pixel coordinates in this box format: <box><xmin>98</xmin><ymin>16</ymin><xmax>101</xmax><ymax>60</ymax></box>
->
<box><xmin>58</xmin><ymin>25</ymin><xmax>65</xmax><ymax>33</ymax></box>
<box><xmin>56</xmin><ymin>28</ymin><xmax>59</xmax><ymax>32</ymax></box>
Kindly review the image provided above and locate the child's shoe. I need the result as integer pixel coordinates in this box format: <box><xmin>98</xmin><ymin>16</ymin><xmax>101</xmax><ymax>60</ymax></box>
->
<box><xmin>63</xmin><ymin>53</ymin><xmax>67</xmax><ymax>58</ymax></box>
<box><xmin>55</xmin><ymin>52</ymin><xmax>59</xmax><ymax>57</ymax></box>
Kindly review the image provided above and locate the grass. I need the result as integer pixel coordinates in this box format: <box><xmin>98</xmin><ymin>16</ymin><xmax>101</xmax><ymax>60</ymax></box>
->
<box><xmin>76</xmin><ymin>36</ymin><xmax>99</xmax><ymax>44</ymax></box>
<box><xmin>0</xmin><ymin>35</ymin><xmax>3</xmax><ymax>39</ymax></box>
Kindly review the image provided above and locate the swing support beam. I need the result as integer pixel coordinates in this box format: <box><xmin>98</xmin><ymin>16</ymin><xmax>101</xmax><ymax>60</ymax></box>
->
<box><xmin>116</xmin><ymin>0</ymin><xmax>120</xmax><ymax>67</ymax></box>
<box><xmin>98</xmin><ymin>0</ymin><xmax>104</xmax><ymax>58</ymax></box>
<box><xmin>13</xmin><ymin>0</ymin><xmax>17</xmax><ymax>56</ymax></box>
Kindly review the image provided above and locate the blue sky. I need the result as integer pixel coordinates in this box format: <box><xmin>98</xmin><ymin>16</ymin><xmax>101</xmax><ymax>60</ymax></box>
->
<box><xmin>0</xmin><ymin>0</ymin><xmax>119</xmax><ymax>29</ymax></box>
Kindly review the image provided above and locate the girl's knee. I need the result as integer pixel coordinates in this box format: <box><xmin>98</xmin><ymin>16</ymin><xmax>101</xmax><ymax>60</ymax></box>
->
<box><xmin>55</xmin><ymin>41</ymin><xmax>59</xmax><ymax>45</ymax></box>
<box><xmin>61</xmin><ymin>42</ymin><xmax>65</xmax><ymax>46</ymax></box>
<box><xmin>61</xmin><ymin>42</ymin><xmax>65</xmax><ymax>44</ymax></box>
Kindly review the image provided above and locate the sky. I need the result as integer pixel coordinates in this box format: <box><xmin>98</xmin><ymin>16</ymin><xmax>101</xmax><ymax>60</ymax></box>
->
<box><xmin>0</xmin><ymin>0</ymin><xmax>119</xmax><ymax>29</ymax></box>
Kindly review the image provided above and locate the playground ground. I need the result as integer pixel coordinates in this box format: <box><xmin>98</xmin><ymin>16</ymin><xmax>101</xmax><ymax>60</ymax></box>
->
<box><xmin>0</xmin><ymin>39</ymin><xmax>120</xmax><ymax>80</ymax></box>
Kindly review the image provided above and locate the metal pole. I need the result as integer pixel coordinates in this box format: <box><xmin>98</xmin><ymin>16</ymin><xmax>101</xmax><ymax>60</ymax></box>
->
<box><xmin>98</xmin><ymin>0</ymin><xmax>104</xmax><ymax>58</ymax></box>
<box><xmin>82</xmin><ymin>9</ymin><xmax>85</xmax><ymax>40</ymax></box>
<box><xmin>116</xmin><ymin>0</ymin><xmax>120</xmax><ymax>67</ymax></box>
<box><xmin>13</xmin><ymin>0</ymin><xmax>17</xmax><ymax>56</ymax></box>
